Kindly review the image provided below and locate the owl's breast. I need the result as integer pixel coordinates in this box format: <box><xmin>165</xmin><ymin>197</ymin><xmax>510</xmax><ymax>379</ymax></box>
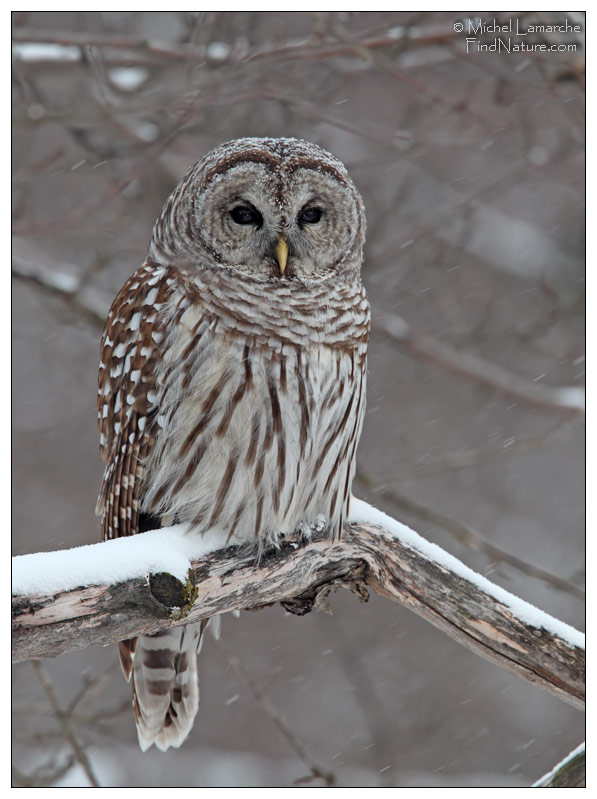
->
<box><xmin>140</xmin><ymin>281</ymin><xmax>367</xmax><ymax>544</ymax></box>
<box><xmin>170</xmin><ymin>267</ymin><xmax>370</xmax><ymax>352</ymax></box>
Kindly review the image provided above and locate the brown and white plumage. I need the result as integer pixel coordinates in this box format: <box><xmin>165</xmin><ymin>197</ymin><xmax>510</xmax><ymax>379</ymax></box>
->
<box><xmin>96</xmin><ymin>137</ymin><xmax>370</xmax><ymax>751</ymax></box>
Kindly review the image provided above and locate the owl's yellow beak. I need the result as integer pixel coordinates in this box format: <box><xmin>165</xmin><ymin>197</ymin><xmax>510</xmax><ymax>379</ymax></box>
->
<box><xmin>275</xmin><ymin>235</ymin><xmax>289</xmax><ymax>275</ymax></box>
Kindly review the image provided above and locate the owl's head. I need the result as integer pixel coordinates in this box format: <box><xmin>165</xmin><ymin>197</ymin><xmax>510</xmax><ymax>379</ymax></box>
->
<box><xmin>150</xmin><ymin>138</ymin><xmax>366</xmax><ymax>284</ymax></box>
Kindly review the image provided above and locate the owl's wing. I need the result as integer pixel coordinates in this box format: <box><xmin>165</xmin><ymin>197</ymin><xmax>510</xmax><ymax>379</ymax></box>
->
<box><xmin>97</xmin><ymin>261</ymin><xmax>173</xmax><ymax>541</ymax></box>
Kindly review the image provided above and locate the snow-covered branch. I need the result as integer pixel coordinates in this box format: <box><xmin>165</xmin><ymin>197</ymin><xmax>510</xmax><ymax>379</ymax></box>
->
<box><xmin>532</xmin><ymin>742</ymin><xmax>585</xmax><ymax>787</ymax></box>
<box><xmin>12</xmin><ymin>500</ymin><xmax>584</xmax><ymax>713</ymax></box>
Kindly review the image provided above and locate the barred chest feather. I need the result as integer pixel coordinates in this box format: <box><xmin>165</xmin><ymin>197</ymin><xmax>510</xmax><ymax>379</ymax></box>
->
<box><xmin>141</xmin><ymin>268</ymin><xmax>369</xmax><ymax>544</ymax></box>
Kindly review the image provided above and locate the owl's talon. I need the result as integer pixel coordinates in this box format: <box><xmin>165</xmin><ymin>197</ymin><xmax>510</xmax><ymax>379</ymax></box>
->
<box><xmin>298</xmin><ymin>522</ymin><xmax>312</xmax><ymax>542</ymax></box>
<box><xmin>315</xmin><ymin>514</ymin><xmax>327</xmax><ymax>533</ymax></box>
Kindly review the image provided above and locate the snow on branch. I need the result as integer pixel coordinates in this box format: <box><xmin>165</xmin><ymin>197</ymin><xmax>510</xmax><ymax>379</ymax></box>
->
<box><xmin>12</xmin><ymin>500</ymin><xmax>584</xmax><ymax>713</ymax></box>
<box><xmin>532</xmin><ymin>742</ymin><xmax>585</xmax><ymax>788</ymax></box>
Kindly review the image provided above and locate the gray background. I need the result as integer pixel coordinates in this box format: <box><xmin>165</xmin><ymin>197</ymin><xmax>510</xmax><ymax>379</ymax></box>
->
<box><xmin>12</xmin><ymin>11</ymin><xmax>584</xmax><ymax>788</ymax></box>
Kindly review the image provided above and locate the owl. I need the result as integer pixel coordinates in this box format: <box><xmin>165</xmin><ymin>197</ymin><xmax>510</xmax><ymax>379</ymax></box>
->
<box><xmin>96</xmin><ymin>137</ymin><xmax>370</xmax><ymax>751</ymax></box>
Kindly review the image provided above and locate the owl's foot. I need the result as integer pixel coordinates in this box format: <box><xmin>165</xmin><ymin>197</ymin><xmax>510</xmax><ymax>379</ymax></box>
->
<box><xmin>298</xmin><ymin>514</ymin><xmax>328</xmax><ymax>541</ymax></box>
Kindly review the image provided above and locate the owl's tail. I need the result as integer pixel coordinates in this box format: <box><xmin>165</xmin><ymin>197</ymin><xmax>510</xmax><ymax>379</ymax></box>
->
<box><xmin>119</xmin><ymin>619</ymin><xmax>215</xmax><ymax>752</ymax></box>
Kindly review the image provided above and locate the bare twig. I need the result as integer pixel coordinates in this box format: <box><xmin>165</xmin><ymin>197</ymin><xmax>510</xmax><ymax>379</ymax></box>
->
<box><xmin>11</xmin><ymin>236</ymin><xmax>110</xmax><ymax>325</ymax></box>
<box><xmin>11</xmin><ymin>90</ymin><xmax>203</xmax><ymax>236</ymax></box>
<box><xmin>31</xmin><ymin>661</ymin><xmax>100</xmax><ymax>788</ymax></box>
<box><xmin>11</xmin><ymin>23</ymin><xmax>462</xmax><ymax>67</ymax></box>
<box><xmin>12</xmin><ymin>756</ymin><xmax>76</xmax><ymax>788</ymax></box>
<box><xmin>216</xmin><ymin>638</ymin><xmax>335</xmax><ymax>786</ymax></box>
<box><xmin>267</xmin><ymin>89</ymin><xmax>412</xmax><ymax>146</ymax></box>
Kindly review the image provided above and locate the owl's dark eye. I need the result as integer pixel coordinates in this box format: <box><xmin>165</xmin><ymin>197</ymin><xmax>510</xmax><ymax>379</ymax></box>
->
<box><xmin>298</xmin><ymin>206</ymin><xmax>323</xmax><ymax>226</ymax></box>
<box><xmin>230</xmin><ymin>205</ymin><xmax>263</xmax><ymax>227</ymax></box>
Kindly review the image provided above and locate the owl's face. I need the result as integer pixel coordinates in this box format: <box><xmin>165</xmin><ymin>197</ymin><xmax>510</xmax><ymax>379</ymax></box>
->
<box><xmin>153</xmin><ymin>138</ymin><xmax>366</xmax><ymax>284</ymax></box>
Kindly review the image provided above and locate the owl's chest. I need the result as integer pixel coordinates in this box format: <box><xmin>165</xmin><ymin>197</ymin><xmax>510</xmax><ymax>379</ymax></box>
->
<box><xmin>159</xmin><ymin>326</ymin><xmax>351</xmax><ymax>450</ymax></box>
<box><xmin>142</xmin><ymin>294</ymin><xmax>364</xmax><ymax>537</ymax></box>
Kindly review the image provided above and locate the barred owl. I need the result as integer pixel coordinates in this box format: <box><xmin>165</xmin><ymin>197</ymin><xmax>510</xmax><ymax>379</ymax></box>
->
<box><xmin>96</xmin><ymin>137</ymin><xmax>370</xmax><ymax>751</ymax></box>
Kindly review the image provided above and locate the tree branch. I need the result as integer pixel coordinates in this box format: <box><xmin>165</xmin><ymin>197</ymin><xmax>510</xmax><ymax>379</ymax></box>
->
<box><xmin>215</xmin><ymin>637</ymin><xmax>336</xmax><ymax>787</ymax></box>
<box><xmin>12</xmin><ymin>502</ymin><xmax>584</xmax><ymax>715</ymax></box>
<box><xmin>377</xmin><ymin>313</ymin><xmax>585</xmax><ymax>415</ymax></box>
<box><xmin>356</xmin><ymin>472</ymin><xmax>585</xmax><ymax>601</ymax></box>
<box><xmin>533</xmin><ymin>742</ymin><xmax>585</xmax><ymax>787</ymax></box>
<box><xmin>11</xmin><ymin>23</ymin><xmax>461</xmax><ymax>66</ymax></box>
<box><xmin>31</xmin><ymin>661</ymin><xmax>100</xmax><ymax>788</ymax></box>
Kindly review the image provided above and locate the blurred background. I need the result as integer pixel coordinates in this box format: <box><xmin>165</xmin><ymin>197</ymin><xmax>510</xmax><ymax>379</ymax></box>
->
<box><xmin>12</xmin><ymin>10</ymin><xmax>585</xmax><ymax>788</ymax></box>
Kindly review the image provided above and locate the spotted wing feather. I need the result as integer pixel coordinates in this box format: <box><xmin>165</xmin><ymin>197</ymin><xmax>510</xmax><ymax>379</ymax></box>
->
<box><xmin>96</xmin><ymin>261</ymin><xmax>171</xmax><ymax>541</ymax></box>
